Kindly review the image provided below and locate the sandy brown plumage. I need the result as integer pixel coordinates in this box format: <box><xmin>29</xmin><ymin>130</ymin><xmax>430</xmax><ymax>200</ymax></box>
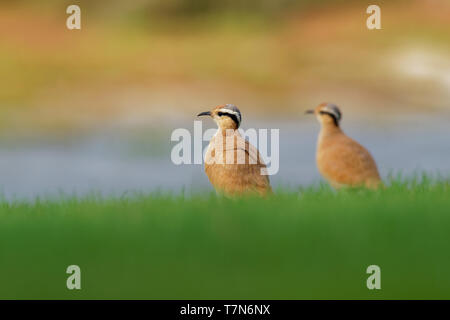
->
<box><xmin>308</xmin><ymin>103</ymin><xmax>381</xmax><ymax>189</ymax></box>
<box><xmin>198</xmin><ymin>104</ymin><xmax>272</xmax><ymax>197</ymax></box>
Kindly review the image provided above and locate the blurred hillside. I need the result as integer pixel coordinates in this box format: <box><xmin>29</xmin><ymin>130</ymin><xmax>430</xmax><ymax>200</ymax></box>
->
<box><xmin>0</xmin><ymin>0</ymin><xmax>449</xmax><ymax>134</ymax></box>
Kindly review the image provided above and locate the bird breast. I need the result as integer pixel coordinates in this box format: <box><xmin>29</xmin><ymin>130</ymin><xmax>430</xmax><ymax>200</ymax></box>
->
<box><xmin>316</xmin><ymin>130</ymin><xmax>381</xmax><ymax>188</ymax></box>
<box><xmin>204</xmin><ymin>130</ymin><xmax>271</xmax><ymax>196</ymax></box>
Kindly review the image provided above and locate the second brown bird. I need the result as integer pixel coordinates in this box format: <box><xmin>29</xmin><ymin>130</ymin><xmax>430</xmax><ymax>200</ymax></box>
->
<box><xmin>306</xmin><ymin>103</ymin><xmax>381</xmax><ymax>189</ymax></box>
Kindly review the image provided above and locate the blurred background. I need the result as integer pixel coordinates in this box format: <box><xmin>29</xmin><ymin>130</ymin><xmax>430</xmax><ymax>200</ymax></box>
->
<box><xmin>0</xmin><ymin>0</ymin><xmax>449</xmax><ymax>199</ymax></box>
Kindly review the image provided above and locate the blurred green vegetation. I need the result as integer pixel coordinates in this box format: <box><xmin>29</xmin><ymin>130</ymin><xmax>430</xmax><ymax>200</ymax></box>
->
<box><xmin>12</xmin><ymin>0</ymin><xmax>374</xmax><ymax>17</ymax></box>
<box><xmin>0</xmin><ymin>177</ymin><xmax>449</xmax><ymax>299</ymax></box>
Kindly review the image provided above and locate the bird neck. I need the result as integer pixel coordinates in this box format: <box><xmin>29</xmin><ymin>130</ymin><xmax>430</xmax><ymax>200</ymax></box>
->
<box><xmin>218</xmin><ymin>127</ymin><xmax>239</xmax><ymax>136</ymax></box>
<box><xmin>319</xmin><ymin>122</ymin><xmax>342</xmax><ymax>139</ymax></box>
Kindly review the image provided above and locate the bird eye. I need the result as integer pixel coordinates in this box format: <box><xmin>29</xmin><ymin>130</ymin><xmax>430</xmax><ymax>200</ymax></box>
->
<box><xmin>218</xmin><ymin>112</ymin><xmax>225</xmax><ymax>117</ymax></box>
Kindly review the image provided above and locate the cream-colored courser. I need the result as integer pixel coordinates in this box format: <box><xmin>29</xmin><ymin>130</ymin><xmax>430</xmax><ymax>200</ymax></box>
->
<box><xmin>306</xmin><ymin>103</ymin><xmax>381</xmax><ymax>189</ymax></box>
<box><xmin>197</xmin><ymin>104</ymin><xmax>272</xmax><ymax>196</ymax></box>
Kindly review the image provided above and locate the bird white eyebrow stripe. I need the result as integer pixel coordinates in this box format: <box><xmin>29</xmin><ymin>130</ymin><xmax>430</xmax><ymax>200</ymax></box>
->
<box><xmin>322</xmin><ymin>107</ymin><xmax>340</xmax><ymax>119</ymax></box>
<box><xmin>218</xmin><ymin>108</ymin><xmax>241</xmax><ymax>121</ymax></box>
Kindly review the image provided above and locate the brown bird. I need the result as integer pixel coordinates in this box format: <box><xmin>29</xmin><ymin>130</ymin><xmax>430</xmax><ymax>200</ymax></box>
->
<box><xmin>306</xmin><ymin>103</ymin><xmax>381</xmax><ymax>189</ymax></box>
<box><xmin>197</xmin><ymin>104</ymin><xmax>272</xmax><ymax>197</ymax></box>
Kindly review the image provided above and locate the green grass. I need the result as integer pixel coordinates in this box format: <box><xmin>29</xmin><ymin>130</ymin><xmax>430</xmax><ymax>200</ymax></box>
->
<box><xmin>0</xmin><ymin>178</ymin><xmax>449</xmax><ymax>299</ymax></box>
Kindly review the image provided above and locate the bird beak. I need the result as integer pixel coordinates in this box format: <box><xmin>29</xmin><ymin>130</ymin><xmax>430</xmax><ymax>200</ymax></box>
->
<box><xmin>305</xmin><ymin>110</ymin><xmax>314</xmax><ymax>115</ymax></box>
<box><xmin>197</xmin><ymin>111</ymin><xmax>211</xmax><ymax>117</ymax></box>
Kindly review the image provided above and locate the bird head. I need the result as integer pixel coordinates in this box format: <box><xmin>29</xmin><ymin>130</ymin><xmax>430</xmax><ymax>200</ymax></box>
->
<box><xmin>306</xmin><ymin>103</ymin><xmax>342</xmax><ymax>127</ymax></box>
<box><xmin>197</xmin><ymin>104</ymin><xmax>242</xmax><ymax>130</ymax></box>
